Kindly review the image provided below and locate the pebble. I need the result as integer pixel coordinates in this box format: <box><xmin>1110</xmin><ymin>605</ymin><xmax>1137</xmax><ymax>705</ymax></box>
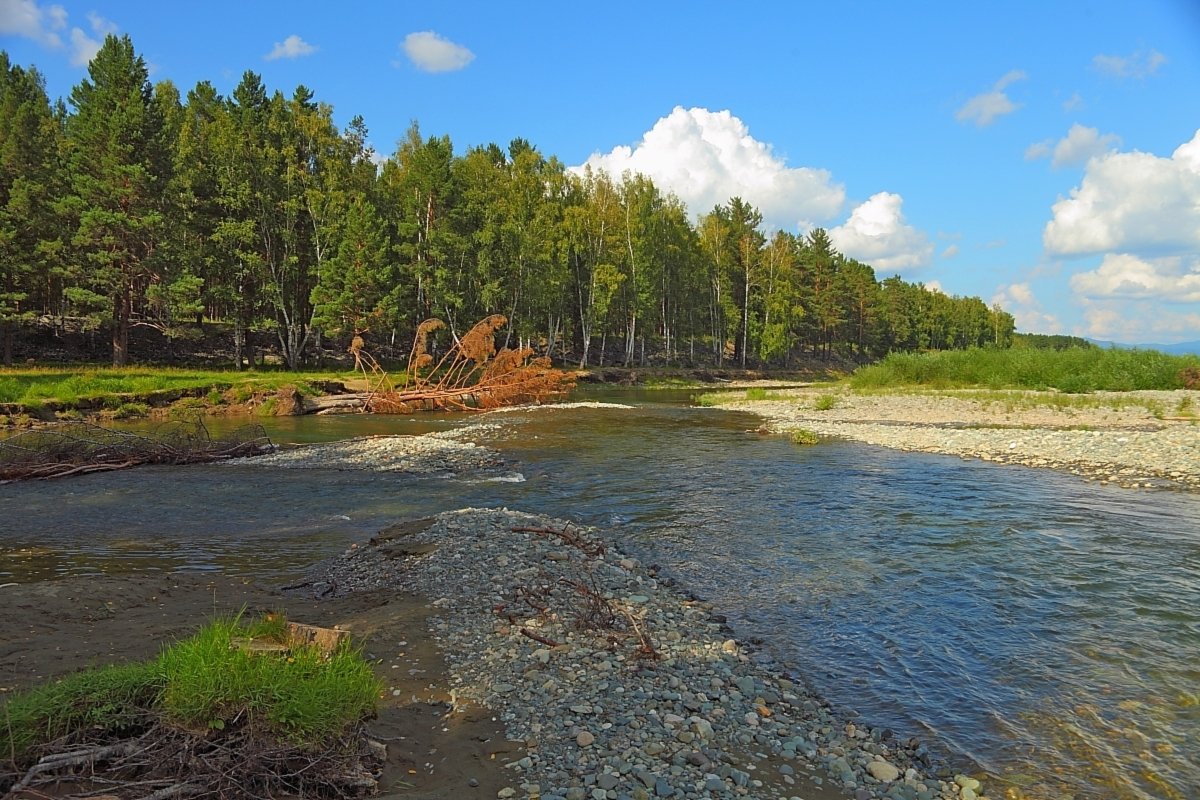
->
<box><xmin>312</xmin><ymin>507</ymin><xmax>975</xmax><ymax>800</ymax></box>
<box><xmin>717</xmin><ymin>389</ymin><xmax>1200</xmax><ymax>490</ymax></box>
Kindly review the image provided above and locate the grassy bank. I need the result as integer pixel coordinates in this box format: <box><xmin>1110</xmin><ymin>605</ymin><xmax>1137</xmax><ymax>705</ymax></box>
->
<box><xmin>0</xmin><ymin>367</ymin><xmax>355</xmax><ymax>408</ymax></box>
<box><xmin>2</xmin><ymin>613</ymin><xmax>381</xmax><ymax>794</ymax></box>
<box><xmin>850</xmin><ymin>347</ymin><xmax>1200</xmax><ymax>393</ymax></box>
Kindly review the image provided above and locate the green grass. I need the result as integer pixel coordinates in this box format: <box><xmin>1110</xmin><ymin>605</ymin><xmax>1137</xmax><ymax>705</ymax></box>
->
<box><xmin>850</xmin><ymin>347</ymin><xmax>1200</xmax><ymax>393</ymax></box>
<box><xmin>1</xmin><ymin>661</ymin><xmax>162</xmax><ymax>759</ymax></box>
<box><xmin>0</xmin><ymin>367</ymin><xmax>353</xmax><ymax>408</ymax></box>
<box><xmin>790</xmin><ymin>428</ymin><xmax>820</xmax><ymax>445</ymax></box>
<box><xmin>1</xmin><ymin>614</ymin><xmax>381</xmax><ymax>762</ymax></box>
<box><xmin>813</xmin><ymin>393</ymin><xmax>838</xmax><ymax>410</ymax></box>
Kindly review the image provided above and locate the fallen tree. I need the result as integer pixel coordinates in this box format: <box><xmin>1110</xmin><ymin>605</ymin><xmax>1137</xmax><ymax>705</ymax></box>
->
<box><xmin>0</xmin><ymin>420</ymin><xmax>274</xmax><ymax>482</ymax></box>
<box><xmin>351</xmin><ymin>314</ymin><xmax>575</xmax><ymax>414</ymax></box>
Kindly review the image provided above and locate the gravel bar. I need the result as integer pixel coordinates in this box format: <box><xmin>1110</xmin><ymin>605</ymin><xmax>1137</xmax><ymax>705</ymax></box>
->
<box><xmin>309</xmin><ymin>508</ymin><xmax>992</xmax><ymax>800</ymax></box>
<box><xmin>713</xmin><ymin>388</ymin><xmax>1200</xmax><ymax>490</ymax></box>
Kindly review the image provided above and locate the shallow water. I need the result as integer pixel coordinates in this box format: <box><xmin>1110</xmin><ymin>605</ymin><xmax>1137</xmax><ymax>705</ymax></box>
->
<box><xmin>2</xmin><ymin>395</ymin><xmax>1197</xmax><ymax>799</ymax></box>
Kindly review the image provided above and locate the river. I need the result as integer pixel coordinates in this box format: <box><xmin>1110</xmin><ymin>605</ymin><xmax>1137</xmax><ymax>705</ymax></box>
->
<box><xmin>2</xmin><ymin>391</ymin><xmax>1197</xmax><ymax>800</ymax></box>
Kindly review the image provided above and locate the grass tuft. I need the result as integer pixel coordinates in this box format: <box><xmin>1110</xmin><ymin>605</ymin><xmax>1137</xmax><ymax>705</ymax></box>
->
<box><xmin>813</xmin><ymin>393</ymin><xmax>838</xmax><ymax>410</ymax></box>
<box><xmin>790</xmin><ymin>428</ymin><xmax>820</xmax><ymax>445</ymax></box>
<box><xmin>1</xmin><ymin>661</ymin><xmax>161</xmax><ymax>761</ymax></box>
<box><xmin>1</xmin><ymin>613</ymin><xmax>381</xmax><ymax>762</ymax></box>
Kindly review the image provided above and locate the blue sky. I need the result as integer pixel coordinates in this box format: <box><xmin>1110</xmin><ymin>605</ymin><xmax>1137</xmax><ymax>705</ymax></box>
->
<box><xmin>3</xmin><ymin>0</ymin><xmax>1200</xmax><ymax>344</ymax></box>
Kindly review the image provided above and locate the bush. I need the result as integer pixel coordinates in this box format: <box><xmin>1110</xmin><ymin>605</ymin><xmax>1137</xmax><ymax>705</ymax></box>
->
<box><xmin>814</xmin><ymin>393</ymin><xmax>838</xmax><ymax>410</ymax></box>
<box><xmin>791</xmin><ymin>428</ymin><xmax>820</xmax><ymax>445</ymax></box>
<box><xmin>851</xmin><ymin>347</ymin><xmax>1200</xmax><ymax>392</ymax></box>
<box><xmin>1181</xmin><ymin>366</ymin><xmax>1200</xmax><ymax>390</ymax></box>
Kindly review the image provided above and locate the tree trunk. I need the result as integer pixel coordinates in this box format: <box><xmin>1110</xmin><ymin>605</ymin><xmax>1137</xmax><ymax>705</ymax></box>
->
<box><xmin>111</xmin><ymin>289</ymin><xmax>130</xmax><ymax>367</ymax></box>
<box><xmin>233</xmin><ymin>318</ymin><xmax>245</xmax><ymax>371</ymax></box>
<box><xmin>1</xmin><ymin>321</ymin><xmax>12</xmax><ymax>367</ymax></box>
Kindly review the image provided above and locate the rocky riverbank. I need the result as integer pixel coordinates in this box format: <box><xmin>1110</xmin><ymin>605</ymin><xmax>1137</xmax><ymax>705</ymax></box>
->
<box><xmin>710</xmin><ymin>387</ymin><xmax>1200</xmax><ymax>490</ymax></box>
<box><xmin>304</xmin><ymin>508</ymin><xmax>994</xmax><ymax>800</ymax></box>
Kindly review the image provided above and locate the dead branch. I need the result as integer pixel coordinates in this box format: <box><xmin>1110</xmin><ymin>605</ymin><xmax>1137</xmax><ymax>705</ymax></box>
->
<box><xmin>0</xmin><ymin>421</ymin><xmax>273</xmax><ymax>482</ymax></box>
<box><xmin>519</xmin><ymin>628</ymin><xmax>560</xmax><ymax>647</ymax></box>
<box><xmin>512</xmin><ymin>524</ymin><xmax>605</xmax><ymax>557</ymax></box>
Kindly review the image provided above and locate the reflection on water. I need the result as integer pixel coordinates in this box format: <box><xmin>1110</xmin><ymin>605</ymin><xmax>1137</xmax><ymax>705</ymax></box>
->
<box><xmin>2</xmin><ymin>397</ymin><xmax>1198</xmax><ymax>799</ymax></box>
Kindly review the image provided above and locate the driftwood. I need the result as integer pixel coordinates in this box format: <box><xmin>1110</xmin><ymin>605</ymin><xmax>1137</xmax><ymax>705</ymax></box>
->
<box><xmin>350</xmin><ymin>315</ymin><xmax>574</xmax><ymax>415</ymax></box>
<box><xmin>0</xmin><ymin>420</ymin><xmax>273</xmax><ymax>483</ymax></box>
<box><xmin>1</xmin><ymin>721</ymin><xmax>384</xmax><ymax>799</ymax></box>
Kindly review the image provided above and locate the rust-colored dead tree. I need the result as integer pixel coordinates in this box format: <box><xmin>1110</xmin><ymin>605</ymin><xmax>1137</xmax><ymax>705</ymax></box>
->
<box><xmin>353</xmin><ymin>315</ymin><xmax>574</xmax><ymax>413</ymax></box>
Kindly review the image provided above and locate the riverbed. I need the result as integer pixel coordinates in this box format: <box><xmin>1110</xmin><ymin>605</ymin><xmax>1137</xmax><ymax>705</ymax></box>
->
<box><xmin>2</xmin><ymin>392</ymin><xmax>1197</xmax><ymax>799</ymax></box>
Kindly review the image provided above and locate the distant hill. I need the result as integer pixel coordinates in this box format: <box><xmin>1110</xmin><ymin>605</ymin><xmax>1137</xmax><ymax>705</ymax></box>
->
<box><xmin>1086</xmin><ymin>338</ymin><xmax>1200</xmax><ymax>356</ymax></box>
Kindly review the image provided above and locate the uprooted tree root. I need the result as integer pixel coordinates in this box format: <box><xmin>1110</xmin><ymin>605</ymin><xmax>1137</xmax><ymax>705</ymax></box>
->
<box><xmin>2</xmin><ymin>718</ymin><xmax>385</xmax><ymax>799</ymax></box>
<box><xmin>0</xmin><ymin>421</ymin><xmax>274</xmax><ymax>483</ymax></box>
<box><xmin>350</xmin><ymin>315</ymin><xmax>575</xmax><ymax>414</ymax></box>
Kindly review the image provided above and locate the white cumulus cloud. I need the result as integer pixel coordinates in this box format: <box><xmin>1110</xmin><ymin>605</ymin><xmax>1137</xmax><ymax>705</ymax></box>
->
<box><xmin>1069</xmin><ymin>253</ymin><xmax>1200</xmax><ymax>303</ymax></box>
<box><xmin>67</xmin><ymin>11</ymin><xmax>116</xmax><ymax>67</ymax></box>
<box><xmin>1027</xmin><ymin>124</ymin><xmax>1121</xmax><ymax>168</ymax></box>
<box><xmin>0</xmin><ymin>0</ymin><xmax>66</xmax><ymax>47</ymax></box>
<box><xmin>1093</xmin><ymin>48</ymin><xmax>1166</xmax><ymax>78</ymax></box>
<box><xmin>265</xmin><ymin>34</ymin><xmax>317</xmax><ymax>61</ymax></box>
<box><xmin>955</xmin><ymin>69</ymin><xmax>1026</xmax><ymax>127</ymax></box>
<box><xmin>992</xmin><ymin>282</ymin><xmax>1062</xmax><ymax>334</ymax></box>
<box><xmin>576</xmin><ymin>106</ymin><xmax>844</xmax><ymax>230</ymax></box>
<box><xmin>1043</xmin><ymin>128</ymin><xmax>1200</xmax><ymax>256</ymax></box>
<box><xmin>1078</xmin><ymin>300</ymin><xmax>1200</xmax><ymax>342</ymax></box>
<box><xmin>829</xmin><ymin>192</ymin><xmax>933</xmax><ymax>272</ymax></box>
<box><xmin>401</xmin><ymin>31</ymin><xmax>474</xmax><ymax>73</ymax></box>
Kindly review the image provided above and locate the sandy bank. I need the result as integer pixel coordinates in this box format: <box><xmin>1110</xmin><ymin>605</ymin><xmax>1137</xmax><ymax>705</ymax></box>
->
<box><xmin>711</xmin><ymin>387</ymin><xmax>1200</xmax><ymax>490</ymax></box>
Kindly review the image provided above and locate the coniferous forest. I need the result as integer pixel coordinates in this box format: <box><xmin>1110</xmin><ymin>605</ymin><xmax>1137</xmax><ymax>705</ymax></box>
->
<box><xmin>0</xmin><ymin>35</ymin><xmax>1016</xmax><ymax>370</ymax></box>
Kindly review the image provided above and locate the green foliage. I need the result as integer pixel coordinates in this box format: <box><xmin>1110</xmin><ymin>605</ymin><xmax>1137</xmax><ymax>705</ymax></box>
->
<box><xmin>790</xmin><ymin>428</ymin><xmax>820</xmax><ymax>445</ymax></box>
<box><xmin>1</xmin><ymin>614</ymin><xmax>380</xmax><ymax>761</ymax></box>
<box><xmin>156</xmin><ymin>615</ymin><xmax>380</xmax><ymax>743</ymax></box>
<box><xmin>1012</xmin><ymin>332</ymin><xmax>1097</xmax><ymax>350</ymax></box>
<box><xmin>0</xmin><ymin>40</ymin><xmax>1019</xmax><ymax>371</ymax></box>
<box><xmin>744</xmin><ymin>387</ymin><xmax>780</xmax><ymax>401</ymax></box>
<box><xmin>850</xmin><ymin>347</ymin><xmax>1200</xmax><ymax>392</ymax></box>
<box><xmin>110</xmin><ymin>401</ymin><xmax>150</xmax><ymax>419</ymax></box>
<box><xmin>1</xmin><ymin>661</ymin><xmax>161</xmax><ymax>761</ymax></box>
<box><xmin>813</xmin><ymin>393</ymin><xmax>838</xmax><ymax>410</ymax></box>
<box><xmin>0</xmin><ymin>367</ymin><xmax>350</xmax><ymax>408</ymax></box>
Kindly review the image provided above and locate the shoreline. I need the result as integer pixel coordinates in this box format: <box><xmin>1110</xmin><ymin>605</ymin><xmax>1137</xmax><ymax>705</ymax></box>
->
<box><xmin>302</xmin><ymin>508</ymin><xmax>989</xmax><ymax>800</ymax></box>
<box><xmin>709</xmin><ymin>387</ymin><xmax>1200</xmax><ymax>490</ymax></box>
<box><xmin>2</xmin><ymin>510</ymin><xmax>987</xmax><ymax>800</ymax></box>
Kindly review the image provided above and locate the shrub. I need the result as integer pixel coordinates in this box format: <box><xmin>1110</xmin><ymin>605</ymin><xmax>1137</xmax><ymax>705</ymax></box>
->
<box><xmin>814</xmin><ymin>393</ymin><xmax>838</xmax><ymax>410</ymax></box>
<box><xmin>111</xmin><ymin>402</ymin><xmax>150</xmax><ymax>419</ymax></box>
<box><xmin>1181</xmin><ymin>366</ymin><xmax>1200</xmax><ymax>390</ymax></box>
<box><xmin>791</xmin><ymin>428</ymin><xmax>820</xmax><ymax>445</ymax></box>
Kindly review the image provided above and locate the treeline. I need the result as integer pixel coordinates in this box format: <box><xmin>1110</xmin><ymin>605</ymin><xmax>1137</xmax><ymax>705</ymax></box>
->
<box><xmin>0</xmin><ymin>35</ymin><xmax>1015</xmax><ymax>369</ymax></box>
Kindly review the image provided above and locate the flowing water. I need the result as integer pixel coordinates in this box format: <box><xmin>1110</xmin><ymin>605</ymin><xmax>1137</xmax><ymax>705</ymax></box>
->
<box><xmin>2</xmin><ymin>393</ymin><xmax>1197</xmax><ymax>799</ymax></box>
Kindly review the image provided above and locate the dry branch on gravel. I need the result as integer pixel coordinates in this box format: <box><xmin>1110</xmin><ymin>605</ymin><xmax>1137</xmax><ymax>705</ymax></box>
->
<box><xmin>0</xmin><ymin>421</ymin><xmax>273</xmax><ymax>482</ymax></box>
<box><xmin>351</xmin><ymin>315</ymin><xmax>574</xmax><ymax>414</ymax></box>
<box><xmin>2</xmin><ymin>720</ymin><xmax>384</xmax><ymax>799</ymax></box>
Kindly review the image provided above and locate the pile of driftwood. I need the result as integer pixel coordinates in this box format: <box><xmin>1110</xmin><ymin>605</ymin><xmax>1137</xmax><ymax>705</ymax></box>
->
<box><xmin>351</xmin><ymin>314</ymin><xmax>574</xmax><ymax>414</ymax></box>
<box><xmin>2</xmin><ymin>720</ymin><xmax>385</xmax><ymax>799</ymax></box>
<box><xmin>0</xmin><ymin>421</ymin><xmax>273</xmax><ymax>482</ymax></box>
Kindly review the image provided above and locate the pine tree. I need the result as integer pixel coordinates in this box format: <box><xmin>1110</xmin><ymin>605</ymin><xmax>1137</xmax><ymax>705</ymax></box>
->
<box><xmin>64</xmin><ymin>35</ymin><xmax>170</xmax><ymax>365</ymax></box>
<box><xmin>0</xmin><ymin>53</ymin><xmax>63</xmax><ymax>365</ymax></box>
